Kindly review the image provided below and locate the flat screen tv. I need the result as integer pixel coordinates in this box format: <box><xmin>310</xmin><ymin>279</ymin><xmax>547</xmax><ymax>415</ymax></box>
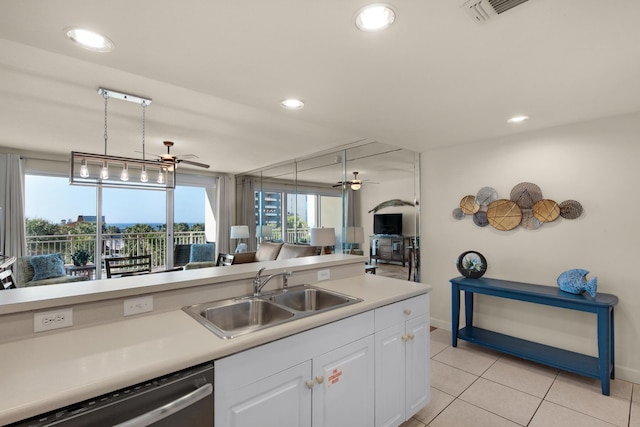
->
<box><xmin>373</xmin><ymin>213</ymin><xmax>402</xmax><ymax>236</ymax></box>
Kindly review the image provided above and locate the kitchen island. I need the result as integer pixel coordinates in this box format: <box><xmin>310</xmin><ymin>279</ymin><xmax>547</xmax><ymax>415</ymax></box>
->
<box><xmin>0</xmin><ymin>255</ymin><xmax>431</xmax><ymax>426</ymax></box>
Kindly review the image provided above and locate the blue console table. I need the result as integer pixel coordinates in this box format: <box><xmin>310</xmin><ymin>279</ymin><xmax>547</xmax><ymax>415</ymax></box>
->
<box><xmin>450</xmin><ymin>276</ymin><xmax>618</xmax><ymax>395</ymax></box>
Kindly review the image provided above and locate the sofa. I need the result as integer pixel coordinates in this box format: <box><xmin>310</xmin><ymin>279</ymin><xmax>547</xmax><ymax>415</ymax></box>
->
<box><xmin>17</xmin><ymin>254</ymin><xmax>89</xmax><ymax>287</ymax></box>
<box><xmin>229</xmin><ymin>242</ymin><xmax>320</xmax><ymax>264</ymax></box>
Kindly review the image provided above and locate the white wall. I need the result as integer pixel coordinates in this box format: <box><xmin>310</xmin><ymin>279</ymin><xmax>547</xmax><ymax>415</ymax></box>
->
<box><xmin>422</xmin><ymin>111</ymin><xmax>640</xmax><ymax>383</ymax></box>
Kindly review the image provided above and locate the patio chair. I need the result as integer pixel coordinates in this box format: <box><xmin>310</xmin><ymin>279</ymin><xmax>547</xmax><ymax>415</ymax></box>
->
<box><xmin>105</xmin><ymin>255</ymin><xmax>152</xmax><ymax>278</ymax></box>
<box><xmin>216</xmin><ymin>253</ymin><xmax>235</xmax><ymax>266</ymax></box>
<box><xmin>174</xmin><ymin>244</ymin><xmax>192</xmax><ymax>268</ymax></box>
<box><xmin>1</xmin><ymin>256</ymin><xmax>17</xmax><ymax>289</ymax></box>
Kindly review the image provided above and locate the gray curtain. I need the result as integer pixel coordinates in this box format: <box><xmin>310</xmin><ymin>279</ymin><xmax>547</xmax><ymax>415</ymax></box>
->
<box><xmin>0</xmin><ymin>154</ymin><xmax>26</xmax><ymax>260</ymax></box>
<box><xmin>240</xmin><ymin>177</ymin><xmax>257</xmax><ymax>251</ymax></box>
<box><xmin>216</xmin><ymin>175</ymin><xmax>232</xmax><ymax>254</ymax></box>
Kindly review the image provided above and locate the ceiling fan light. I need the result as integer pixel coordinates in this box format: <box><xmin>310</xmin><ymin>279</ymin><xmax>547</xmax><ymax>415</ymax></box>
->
<box><xmin>355</xmin><ymin>4</ymin><xmax>397</xmax><ymax>32</ymax></box>
<box><xmin>66</xmin><ymin>28</ymin><xmax>114</xmax><ymax>52</ymax></box>
<box><xmin>351</xmin><ymin>182</ymin><xmax>362</xmax><ymax>190</ymax></box>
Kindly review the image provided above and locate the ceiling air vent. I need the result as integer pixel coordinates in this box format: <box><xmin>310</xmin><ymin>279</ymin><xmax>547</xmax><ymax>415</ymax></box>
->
<box><xmin>461</xmin><ymin>0</ymin><xmax>530</xmax><ymax>22</ymax></box>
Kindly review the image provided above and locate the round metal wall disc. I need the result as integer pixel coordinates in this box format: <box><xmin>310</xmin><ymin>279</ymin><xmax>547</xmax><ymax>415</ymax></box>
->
<box><xmin>532</xmin><ymin>199</ymin><xmax>560</xmax><ymax>223</ymax></box>
<box><xmin>486</xmin><ymin>199</ymin><xmax>522</xmax><ymax>231</ymax></box>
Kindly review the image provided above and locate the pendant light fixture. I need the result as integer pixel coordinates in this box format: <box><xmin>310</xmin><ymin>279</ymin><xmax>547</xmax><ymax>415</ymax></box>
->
<box><xmin>70</xmin><ymin>87</ymin><xmax>176</xmax><ymax>189</ymax></box>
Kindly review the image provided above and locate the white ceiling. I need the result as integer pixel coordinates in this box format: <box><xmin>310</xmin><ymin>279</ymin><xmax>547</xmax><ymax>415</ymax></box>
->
<box><xmin>1</xmin><ymin>0</ymin><xmax>639</xmax><ymax>176</ymax></box>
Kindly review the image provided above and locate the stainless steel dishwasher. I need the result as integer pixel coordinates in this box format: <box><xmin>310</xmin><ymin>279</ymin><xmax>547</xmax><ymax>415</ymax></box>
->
<box><xmin>9</xmin><ymin>363</ymin><xmax>213</xmax><ymax>427</ymax></box>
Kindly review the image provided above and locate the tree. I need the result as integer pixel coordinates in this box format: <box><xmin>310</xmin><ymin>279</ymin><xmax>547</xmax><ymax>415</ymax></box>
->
<box><xmin>174</xmin><ymin>222</ymin><xmax>190</xmax><ymax>232</ymax></box>
<box><xmin>124</xmin><ymin>224</ymin><xmax>156</xmax><ymax>234</ymax></box>
<box><xmin>68</xmin><ymin>221</ymin><xmax>96</xmax><ymax>235</ymax></box>
<box><xmin>122</xmin><ymin>224</ymin><xmax>165</xmax><ymax>262</ymax></box>
<box><xmin>190</xmin><ymin>223</ymin><xmax>205</xmax><ymax>231</ymax></box>
<box><xmin>26</xmin><ymin>218</ymin><xmax>64</xmax><ymax>236</ymax></box>
<box><xmin>287</xmin><ymin>214</ymin><xmax>308</xmax><ymax>229</ymax></box>
<box><xmin>104</xmin><ymin>225</ymin><xmax>122</xmax><ymax>235</ymax></box>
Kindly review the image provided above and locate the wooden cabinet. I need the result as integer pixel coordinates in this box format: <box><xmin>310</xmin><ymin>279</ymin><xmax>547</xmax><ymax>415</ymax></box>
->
<box><xmin>374</xmin><ymin>294</ymin><xmax>430</xmax><ymax>427</ymax></box>
<box><xmin>215</xmin><ymin>312</ymin><xmax>375</xmax><ymax>427</ymax></box>
<box><xmin>217</xmin><ymin>361</ymin><xmax>311</xmax><ymax>427</ymax></box>
<box><xmin>370</xmin><ymin>235</ymin><xmax>410</xmax><ymax>266</ymax></box>
<box><xmin>312</xmin><ymin>336</ymin><xmax>375</xmax><ymax>427</ymax></box>
<box><xmin>215</xmin><ymin>295</ymin><xmax>430</xmax><ymax>427</ymax></box>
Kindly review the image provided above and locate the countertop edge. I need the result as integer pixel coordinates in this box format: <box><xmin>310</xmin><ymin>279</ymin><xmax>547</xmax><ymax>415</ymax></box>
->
<box><xmin>0</xmin><ymin>274</ymin><xmax>431</xmax><ymax>425</ymax></box>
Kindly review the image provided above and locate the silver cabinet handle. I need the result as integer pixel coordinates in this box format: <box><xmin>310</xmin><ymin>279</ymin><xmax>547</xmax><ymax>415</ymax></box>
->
<box><xmin>113</xmin><ymin>383</ymin><xmax>213</xmax><ymax>427</ymax></box>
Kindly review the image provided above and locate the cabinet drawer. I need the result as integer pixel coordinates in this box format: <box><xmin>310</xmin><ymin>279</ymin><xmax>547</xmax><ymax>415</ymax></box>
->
<box><xmin>374</xmin><ymin>294</ymin><xmax>428</xmax><ymax>332</ymax></box>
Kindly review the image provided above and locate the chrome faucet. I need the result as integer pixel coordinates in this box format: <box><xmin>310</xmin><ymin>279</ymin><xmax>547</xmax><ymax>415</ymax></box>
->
<box><xmin>253</xmin><ymin>267</ymin><xmax>292</xmax><ymax>296</ymax></box>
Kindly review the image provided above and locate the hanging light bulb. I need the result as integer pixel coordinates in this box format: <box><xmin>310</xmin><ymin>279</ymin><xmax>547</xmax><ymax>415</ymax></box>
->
<box><xmin>120</xmin><ymin>162</ymin><xmax>129</xmax><ymax>181</ymax></box>
<box><xmin>80</xmin><ymin>158</ymin><xmax>90</xmax><ymax>178</ymax></box>
<box><xmin>100</xmin><ymin>161</ymin><xmax>109</xmax><ymax>180</ymax></box>
<box><xmin>140</xmin><ymin>165</ymin><xmax>149</xmax><ymax>182</ymax></box>
<box><xmin>157</xmin><ymin>168</ymin><xmax>165</xmax><ymax>184</ymax></box>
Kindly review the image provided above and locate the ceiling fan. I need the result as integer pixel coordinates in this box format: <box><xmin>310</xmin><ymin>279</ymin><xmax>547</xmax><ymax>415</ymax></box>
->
<box><xmin>333</xmin><ymin>171</ymin><xmax>376</xmax><ymax>190</ymax></box>
<box><xmin>153</xmin><ymin>141</ymin><xmax>210</xmax><ymax>169</ymax></box>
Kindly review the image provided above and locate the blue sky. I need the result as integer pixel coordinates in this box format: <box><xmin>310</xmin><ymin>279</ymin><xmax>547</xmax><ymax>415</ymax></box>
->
<box><xmin>25</xmin><ymin>175</ymin><xmax>206</xmax><ymax>224</ymax></box>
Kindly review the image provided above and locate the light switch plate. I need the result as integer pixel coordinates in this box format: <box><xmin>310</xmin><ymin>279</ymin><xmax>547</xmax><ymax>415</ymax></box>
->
<box><xmin>317</xmin><ymin>269</ymin><xmax>331</xmax><ymax>281</ymax></box>
<box><xmin>124</xmin><ymin>296</ymin><xmax>154</xmax><ymax>316</ymax></box>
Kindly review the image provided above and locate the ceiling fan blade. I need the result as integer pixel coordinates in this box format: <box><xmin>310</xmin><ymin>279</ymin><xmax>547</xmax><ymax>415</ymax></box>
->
<box><xmin>177</xmin><ymin>159</ymin><xmax>210</xmax><ymax>169</ymax></box>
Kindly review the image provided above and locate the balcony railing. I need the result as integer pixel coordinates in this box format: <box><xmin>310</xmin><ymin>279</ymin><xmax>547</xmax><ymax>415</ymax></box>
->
<box><xmin>26</xmin><ymin>231</ymin><xmax>208</xmax><ymax>271</ymax></box>
<box><xmin>26</xmin><ymin>229</ymin><xmax>315</xmax><ymax>273</ymax></box>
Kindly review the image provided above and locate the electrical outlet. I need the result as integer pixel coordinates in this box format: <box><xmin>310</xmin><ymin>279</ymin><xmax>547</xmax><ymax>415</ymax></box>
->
<box><xmin>317</xmin><ymin>269</ymin><xmax>331</xmax><ymax>281</ymax></box>
<box><xmin>34</xmin><ymin>308</ymin><xmax>73</xmax><ymax>332</ymax></box>
<box><xmin>124</xmin><ymin>296</ymin><xmax>154</xmax><ymax>316</ymax></box>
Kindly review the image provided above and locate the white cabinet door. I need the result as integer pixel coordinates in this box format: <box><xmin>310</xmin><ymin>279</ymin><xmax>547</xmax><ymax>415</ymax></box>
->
<box><xmin>312</xmin><ymin>335</ymin><xmax>375</xmax><ymax>427</ymax></box>
<box><xmin>374</xmin><ymin>323</ymin><xmax>406</xmax><ymax>427</ymax></box>
<box><xmin>216</xmin><ymin>361</ymin><xmax>312</xmax><ymax>427</ymax></box>
<box><xmin>405</xmin><ymin>314</ymin><xmax>430</xmax><ymax>418</ymax></box>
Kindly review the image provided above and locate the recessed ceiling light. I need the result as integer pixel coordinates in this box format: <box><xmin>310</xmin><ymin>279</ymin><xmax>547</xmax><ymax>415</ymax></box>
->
<box><xmin>65</xmin><ymin>27</ymin><xmax>114</xmax><ymax>52</ymax></box>
<box><xmin>507</xmin><ymin>115</ymin><xmax>530</xmax><ymax>124</ymax></box>
<box><xmin>280</xmin><ymin>99</ymin><xmax>304</xmax><ymax>110</ymax></box>
<box><xmin>355</xmin><ymin>3</ymin><xmax>397</xmax><ymax>32</ymax></box>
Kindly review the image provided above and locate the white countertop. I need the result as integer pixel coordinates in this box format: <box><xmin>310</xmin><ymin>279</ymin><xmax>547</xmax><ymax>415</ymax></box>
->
<box><xmin>0</xmin><ymin>273</ymin><xmax>431</xmax><ymax>425</ymax></box>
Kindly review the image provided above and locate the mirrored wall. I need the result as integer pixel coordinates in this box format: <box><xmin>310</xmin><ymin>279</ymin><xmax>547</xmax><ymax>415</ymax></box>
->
<box><xmin>235</xmin><ymin>141</ymin><xmax>420</xmax><ymax>279</ymax></box>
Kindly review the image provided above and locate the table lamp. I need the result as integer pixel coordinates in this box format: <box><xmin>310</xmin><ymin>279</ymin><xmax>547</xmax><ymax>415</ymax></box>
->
<box><xmin>230</xmin><ymin>225</ymin><xmax>250</xmax><ymax>253</ymax></box>
<box><xmin>310</xmin><ymin>227</ymin><xmax>336</xmax><ymax>255</ymax></box>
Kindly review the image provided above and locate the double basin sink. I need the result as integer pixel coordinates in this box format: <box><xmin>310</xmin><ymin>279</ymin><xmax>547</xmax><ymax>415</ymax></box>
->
<box><xmin>183</xmin><ymin>285</ymin><xmax>362</xmax><ymax>339</ymax></box>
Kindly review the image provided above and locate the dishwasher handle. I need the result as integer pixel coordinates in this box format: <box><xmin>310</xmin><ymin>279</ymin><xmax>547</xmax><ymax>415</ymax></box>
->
<box><xmin>112</xmin><ymin>383</ymin><xmax>213</xmax><ymax>427</ymax></box>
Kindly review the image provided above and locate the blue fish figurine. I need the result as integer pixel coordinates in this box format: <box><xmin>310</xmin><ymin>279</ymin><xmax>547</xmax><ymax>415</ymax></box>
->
<box><xmin>557</xmin><ymin>269</ymin><xmax>597</xmax><ymax>297</ymax></box>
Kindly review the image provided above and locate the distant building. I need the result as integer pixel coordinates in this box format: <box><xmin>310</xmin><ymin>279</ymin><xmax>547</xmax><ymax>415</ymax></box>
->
<box><xmin>63</xmin><ymin>215</ymin><xmax>106</xmax><ymax>227</ymax></box>
<box><xmin>255</xmin><ymin>191</ymin><xmax>281</xmax><ymax>229</ymax></box>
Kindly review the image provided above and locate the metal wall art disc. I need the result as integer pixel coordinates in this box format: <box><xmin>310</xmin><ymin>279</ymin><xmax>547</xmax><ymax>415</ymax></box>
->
<box><xmin>559</xmin><ymin>200</ymin><xmax>583</xmax><ymax>219</ymax></box>
<box><xmin>460</xmin><ymin>195</ymin><xmax>480</xmax><ymax>214</ymax></box>
<box><xmin>510</xmin><ymin>182</ymin><xmax>543</xmax><ymax>209</ymax></box>
<box><xmin>473</xmin><ymin>211</ymin><xmax>489</xmax><ymax>227</ymax></box>
<box><xmin>456</xmin><ymin>251</ymin><xmax>487</xmax><ymax>279</ymax></box>
<box><xmin>486</xmin><ymin>199</ymin><xmax>522</xmax><ymax>231</ymax></box>
<box><xmin>452</xmin><ymin>207</ymin><xmax>466</xmax><ymax>220</ymax></box>
<box><xmin>532</xmin><ymin>199</ymin><xmax>560</xmax><ymax>223</ymax></box>
<box><xmin>476</xmin><ymin>187</ymin><xmax>498</xmax><ymax>208</ymax></box>
<box><xmin>520</xmin><ymin>209</ymin><xmax>543</xmax><ymax>230</ymax></box>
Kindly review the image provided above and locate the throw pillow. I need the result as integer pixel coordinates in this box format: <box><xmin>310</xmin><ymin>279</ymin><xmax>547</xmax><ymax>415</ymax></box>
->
<box><xmin>189</xmin><ymin>243</ymin><xmax>215</xmax><ymax>262</ymax></box>
<box><xmin>30</xmin><ymin>253</ymin><xmax>65</xmax><ymax>281</ymax></box>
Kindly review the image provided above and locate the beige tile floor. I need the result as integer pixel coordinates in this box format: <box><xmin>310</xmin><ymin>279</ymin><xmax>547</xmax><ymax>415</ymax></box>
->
<box><xmin>402</xmin><ymin>328</ymin><xmax>639</xmax><ymax>427</ymax></box>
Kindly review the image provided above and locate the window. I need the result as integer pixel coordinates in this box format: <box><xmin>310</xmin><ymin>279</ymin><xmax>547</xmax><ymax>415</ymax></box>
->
<box><xmin>256</xmin><ymin>190</ymin><xmax>341</xmax><ymax>244</ymax></box>
<box><xmin>25</xmin><ymin>171</ymin><xmax>217</xmax><ymax>275</ymax></box>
